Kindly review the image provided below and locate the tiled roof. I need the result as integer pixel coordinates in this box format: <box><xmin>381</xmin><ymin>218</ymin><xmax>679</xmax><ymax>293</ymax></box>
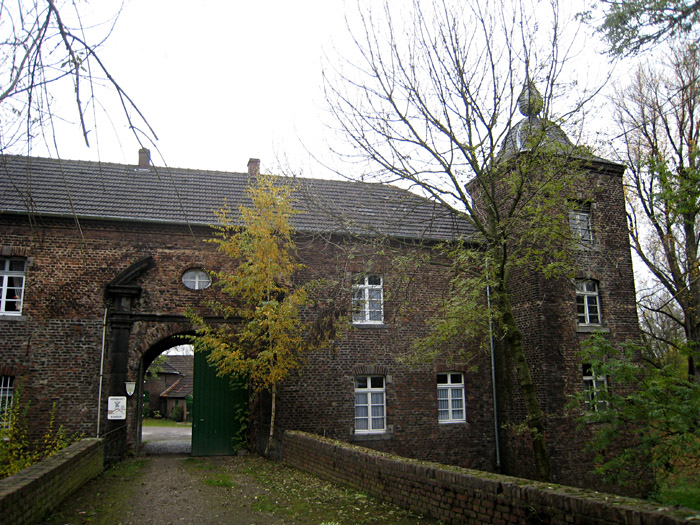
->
<box><xmin>161</xmin><ymin>376</ymin><xmax>193</xmax><ymax>399</ymax></box>
<box><xmin>0</xmin><ymin>155</ymin><xmax>475</xmax><ymax>242</ymax></box>
<box><xmin>158</xmin><ymin>361</ymin><xmax>180</xmax><ymax>375</ymax></box>
<box><xmin>159</xmin><ymin>356</ymin><xmax>193</xmax><ymax>398</ymax></box>
<box><xmin>165</xmin><ymin>355</ymin><xmax>193</xmax><ymax>376</ymax></box>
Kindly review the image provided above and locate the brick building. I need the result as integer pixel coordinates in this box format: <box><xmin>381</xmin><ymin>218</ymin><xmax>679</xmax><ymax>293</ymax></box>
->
<box><xmin>0</xmin><ymin>119</ymin><xmax>638</xmax><ymax>489</ymax></box>
<box><xmin>142</xmin><ymin>354</ymin><xmax>193</xmax><ymax>421</ymax></box>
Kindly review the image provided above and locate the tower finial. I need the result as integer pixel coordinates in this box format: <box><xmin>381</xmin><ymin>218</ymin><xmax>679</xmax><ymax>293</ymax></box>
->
<box><xmin>518</xmin><ymin>81</ymin><xmax>543</xmax><ymax>117</ymax></box>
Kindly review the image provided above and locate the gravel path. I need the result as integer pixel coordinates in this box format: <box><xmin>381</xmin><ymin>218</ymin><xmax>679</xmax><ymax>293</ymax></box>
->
<box><xmin>141</xmin><ymin>424</ymin><xmax>192</xmax><ymax>455</ymax></box>
<box><xmin>43</xmin><ymin>455</ymin><xmax>438</xmax><ymax>524</ymax></box>
<box><xmin>42</xmin><ymin>427</ymin><xmax>437</xmax><ymax>524</ymax></box>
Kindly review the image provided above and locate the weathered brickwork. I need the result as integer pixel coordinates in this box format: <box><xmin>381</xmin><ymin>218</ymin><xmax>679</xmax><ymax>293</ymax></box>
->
<box><xmin>283</xmin><ymin>431</ymin><xmax>694</xmax><ymax>525</ymax></box>
<box><xmin>1</xmin><ymin>212</ymin><xmax>492</xmax><ymax>467</ymax></box>
<box><xmin>0</xmin><ymin>438</ymin><xmax>103</xmax><ymax>525</ymax></box>
<box><xmin>494</xmin><ymin>163</ymin><xmax>642</xmax><ymax>491</ymax></box>
<box><xmin>0</xmin><ymin>152</ymin><xmax>640</xmax><ymax>493</ymax></box>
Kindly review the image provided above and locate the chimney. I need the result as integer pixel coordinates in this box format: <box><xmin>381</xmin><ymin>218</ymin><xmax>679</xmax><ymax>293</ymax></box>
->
<box><xmin>138</xmin><ymin>148</ymin><xmax>150</xmax><ymax>170</ymax></box>
<box><xmin>247</xmin><ymin>158</ymin><xmax>260</xmax><ymax>176</ymax></box>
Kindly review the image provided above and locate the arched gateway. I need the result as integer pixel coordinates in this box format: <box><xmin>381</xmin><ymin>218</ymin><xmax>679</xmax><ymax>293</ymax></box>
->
<box><xmin>0</xmin><ymin>150</ymin><xmax>639</xmax><ymax>490</ymax></box>
<box><xmin>103</xmin><ymin>255</ymin><xmax>247</xmax><ymax>457</ymax></box>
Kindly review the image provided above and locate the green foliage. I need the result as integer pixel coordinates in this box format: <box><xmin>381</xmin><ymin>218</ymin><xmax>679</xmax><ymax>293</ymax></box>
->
<box><xmin>588</xmin><ymin>0</ymin><xmax>700</xmax><ymax>55</ymax></box>
<box><xmin>142</xmin><ymin>417</ymin><xmax>190</xmax><ymax>428</ymax></box>
<box><xmin>189</xmin><ymin>174</ymin><xmax>328</xmax><ymax>393</ymax></box>
<box><xmin>659</xmin><ymin>475</ymin><xmax>700</xmax><ymax>510</ymax></box>
<box><xmin>615</xmin><ymin>44</ymin><xmax>700</xmax><ymax>379</ymax></box>
<box><xmin>405</xmin><ymin>246</ymin><xmax>490</xmax><ymax>366</ymax></box>
<box><xmin>577</xmin><ymin>333</ymin><xmax>700</xmax><ymax>494</ymax></box>
<box><xmin>146</xmin><ymin>354</ymin><xmax>168</xmax><ymax>379</ymax></box>
<box><xmin>169</xmin><ymin>404</ymin><xmax>184</xmax><ymax>422</ymax></box>
<box><xmin>188</xmin><ymin>174</ymin><xmax>341</xmax><ymax>454</ymax></box>
<box><xmin>0</xmin><ymin>386</ymin><xmax>77</xmax><ymax>479</ymax></box>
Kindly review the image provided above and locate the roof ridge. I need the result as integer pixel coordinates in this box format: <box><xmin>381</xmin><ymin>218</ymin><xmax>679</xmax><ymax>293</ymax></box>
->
<box><xmin>0</xmin><ymin>153</ymin><xmax>475</xmax><ymax>242</ymax></box>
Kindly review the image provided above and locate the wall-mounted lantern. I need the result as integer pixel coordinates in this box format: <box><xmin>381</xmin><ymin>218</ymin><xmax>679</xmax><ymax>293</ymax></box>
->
<box><xmin>125</xmin><ymin>381</ymin><xmax>136</xmax><ymax>397</ymax></box>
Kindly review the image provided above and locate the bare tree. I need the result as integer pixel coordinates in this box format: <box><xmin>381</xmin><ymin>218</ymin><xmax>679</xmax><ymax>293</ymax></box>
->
<box><xmin>324</xmin><ymin>0</ymin><xmax>600</xmax><ymax>481</ymax></box>
<box><xmin>613</xmin><ymin>43</ymin><xmax>700</xmax><ymax>380</ymax></box>
<box><xmin>0</xmin><ymin>1</ymin><xmax>155</xmax><ymax>155</ymax></box>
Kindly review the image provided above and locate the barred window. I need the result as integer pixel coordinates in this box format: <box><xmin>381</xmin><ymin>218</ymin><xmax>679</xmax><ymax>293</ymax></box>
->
<box><xmin>569</xmin><ymin>202</ymin><xmax>592</xmax><ymax>243</ymax></box>
<box><xmin>0</xmin><ymin>376</ymin><xmax>14</xmax><ymax>430</ymax></box>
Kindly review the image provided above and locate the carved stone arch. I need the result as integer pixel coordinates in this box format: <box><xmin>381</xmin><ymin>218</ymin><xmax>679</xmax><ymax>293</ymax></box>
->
<box><xmin>107</xmin><ymin>255</ymin><xmax>155</xmax><ymax>287</ymax></box>
<box><xmin>137</xmin><ymin>321</ymin><xmax>196</xmax><ymax>370</ymax></box>
<box><xmin>105</xmin><ymin>255</ymin><xmax>155</xmax><ymax>312</ymax></box>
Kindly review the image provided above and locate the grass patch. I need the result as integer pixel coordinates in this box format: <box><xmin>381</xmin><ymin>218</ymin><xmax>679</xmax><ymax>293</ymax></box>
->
<box><xmin>141</xmin><ymin>418</ymin><xmax>191</xmax><ymax>427</ymax></box>
<box><xmin>204</xmin><ymin>472</ymin><xmax>236</xmax><ymax>488</ymax></box>
<box><xmin>184</xmin><ymin>457</ymin><xmax>215</xmax><ymax>471</ymax></box>
<box><xmin>658</xmin><ymin>476</ymin><xmax>700</xmax><ymax>510</ymax></box>
<box><xmin>251</xmin><ymin>494</ymin><xmax>279</xmax><ymax>513</ymax></box>
<box><xmin>232</xmin><ymin>455</ymin><xmax>436</xmax><ymax>524</ymax></box>
<box><xmin>45</xmin><ymin>457</ymin><xmax>148</xmax><ymax>524</ymax></box>
<box><xmin>104</xmin><ymin>458</ymin><xmax>148</xmax><ymax>479</ymax></box>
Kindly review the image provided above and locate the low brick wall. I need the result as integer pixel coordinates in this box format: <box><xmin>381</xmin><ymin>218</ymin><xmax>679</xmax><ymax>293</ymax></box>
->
<box><xmin>283</xmin><ymin>431</ymin><xmax>696</xmax><ymax>524</ymax></box>
<box><xmin>0</xmin><ymin>438</ymin><xmax>104</xmax><ymax>524</ymax></box>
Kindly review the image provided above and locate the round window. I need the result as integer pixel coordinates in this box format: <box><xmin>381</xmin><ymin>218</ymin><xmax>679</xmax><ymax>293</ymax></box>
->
<box><xmin>181</xmin><ymin>268</ymin><xmax>211</xmax><ymax>290</ymax></box>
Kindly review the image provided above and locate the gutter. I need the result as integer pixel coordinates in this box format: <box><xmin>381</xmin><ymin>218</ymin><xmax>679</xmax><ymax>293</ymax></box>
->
<box><xmin>96</xmin><ymin>307</ymin><xmax>108</xmax><ymax>437</ymax></box>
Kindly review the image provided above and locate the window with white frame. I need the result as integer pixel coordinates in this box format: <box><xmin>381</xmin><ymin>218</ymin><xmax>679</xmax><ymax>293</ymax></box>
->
<box><xmin>0</xmin><ymin>376</ymin><xmax>14</xmax><ymax>430</ymax></box>
<box><xmin>1</xmin><ymin>258</ymin><xmax>26</xmax><ymax>314</ymax></box>
<box><xmin>569</xmin><ymin>202</ymin><xmax>592</xmax><ymax>243</ymax></box>
<box><xmin>354</xmin><ymin>375</ymin><xmax>386</xmax><ymax>433</ymax></box>
<box><xmin>181</xmin><ymin>268</ymin><xmax>211</xmax><ymax>290</ymax></box>
<box><xmin>352</xmin><ymin>275</ymin><xmax>383</xmax><ymax>324</ymax></box>
<box><xmin>582</xmin><ymin>364</ymin><xmax>607</xmax><ymax>412</ymax></box>
<box><xmin>575</xmin><ymin>279</ymin><xmax>601</xmax><ymax>325</ymax></box>
<box><xmin>437</xmin><ymin>373</ymin><xmax>466</xmax><ymax>423</ymax></box>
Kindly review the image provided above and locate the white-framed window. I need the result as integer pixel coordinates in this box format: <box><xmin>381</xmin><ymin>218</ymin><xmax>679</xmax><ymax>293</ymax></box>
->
<box><xmin>569</xmin><ymin>202</ymin><xmax>592</xmax><ymax>243</ymax></box>
<box><xmin>354</xmin><ymin>375</ymin><xmax>386</xmax><ymax>433</ymax></box>
<box><xmin>582</xmin><ymin>364</ymin><xmax>607</xmax><ymax>412</ymax></box>
<box><xmin>181</xmin><ymin>268</ymin><xmax>211</xmax><ymax>290</ymax></box>
<box><xmin>437</xmin><ymin>373</ymin><xmax>466</xmax><ymax>423</ymax></box>
<box><xmin>352</xmin><ymin>275</ymin><xmax>383</xmax><ymax>324</ymax></box>
<box><xmin>575</xmin><ymin>279</ymin><xmax>601</xmax><ymax>325</ymax></box>
<box><xmin>0</xmin><ymin>376</ymin><xmax>14</xmax><ymax>430</ymax></box>
<box><xmin>1</xmin><ymin>258</ymin><xmax>26</xmax><ymax>314</ymax></box>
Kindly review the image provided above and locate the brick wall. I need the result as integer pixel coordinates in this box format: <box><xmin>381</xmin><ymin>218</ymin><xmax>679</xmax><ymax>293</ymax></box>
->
<box><xmin>268</xmin><ymin>238</ymin><xmax>498</xmax><ymax>471</ymax></box>
<box><xmin>283</xmin><ymin>431</ymin><xmax>694</xmax><ymax>524</ymax></box>
<box><xmin>467</xmin><ymin>159</ymin><xmax>642</xmax><ymax>490</ymax></box>
<box><xmin>0</xmin><ymin>438</ymin><xmax>103</xmax><ymax>524</ymax></box>
<box><xmin>0</xmin><ymin>155</ymin><xmax>641</xmax><ymax>492</ymax></box>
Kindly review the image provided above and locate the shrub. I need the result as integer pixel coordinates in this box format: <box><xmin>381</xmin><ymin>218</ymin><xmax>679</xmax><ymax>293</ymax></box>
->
<box><xmin>0</xmin><ymin>385</ymin><xmax>77</xmax><ymax>479</ymax></box>
<box><xmin>170</xmin><ymin>405</ymin><xmax>184</xmax><ymax>422</ymax></box>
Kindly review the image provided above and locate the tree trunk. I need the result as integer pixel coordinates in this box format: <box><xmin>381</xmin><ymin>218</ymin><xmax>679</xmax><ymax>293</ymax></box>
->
<box><xmin>264</xmin><ymin>383</ymin><xmax>277</xmax><ymax>456</ymax></box>
<box><xmin>496</xmin><ymin>286</ymin><xmax>552</xmax><ymax>482</ymax></box>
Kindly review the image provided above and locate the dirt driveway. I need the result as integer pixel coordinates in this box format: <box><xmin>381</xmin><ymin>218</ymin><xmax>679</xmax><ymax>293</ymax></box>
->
<box><xmin>42</xmin><ymin>452</ymin><xmax>439</xmax><ymax>524</ymax></box>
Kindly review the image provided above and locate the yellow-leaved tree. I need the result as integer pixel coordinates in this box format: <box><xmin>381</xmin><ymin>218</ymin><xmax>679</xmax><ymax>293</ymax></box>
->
<box><xmin>189</xmin><ymin>174</ymin><xmax>333</xmax><ymax>455</ymax></box>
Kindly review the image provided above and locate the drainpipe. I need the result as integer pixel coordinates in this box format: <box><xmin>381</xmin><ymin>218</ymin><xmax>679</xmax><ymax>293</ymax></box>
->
<box><xmin>486</xmin><ymin>262</ymin><xmax>501</xmax><ymax>470</ymax></box>
<box><xmin>96</xmin><ymin>307</ymin><xmax>108</xmax><ymax>437</ymax></box>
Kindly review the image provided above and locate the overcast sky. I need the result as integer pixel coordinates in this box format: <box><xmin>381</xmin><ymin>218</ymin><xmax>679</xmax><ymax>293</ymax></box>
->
<box><xmin>44</xmin><ymin>0</ymin><xmax>353</xmax><ymax>177</ymax></box>
<box><xmin>32</xmin><ymin>0</ymin><xmax>620</xmax><ymax>179</ymax></box>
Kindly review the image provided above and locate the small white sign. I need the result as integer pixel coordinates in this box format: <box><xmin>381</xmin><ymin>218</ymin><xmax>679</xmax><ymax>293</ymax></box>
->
<box><xmin>107</xmin><ymin>396</ymin><xmax>127</xmax><ymax>420</ymax></box>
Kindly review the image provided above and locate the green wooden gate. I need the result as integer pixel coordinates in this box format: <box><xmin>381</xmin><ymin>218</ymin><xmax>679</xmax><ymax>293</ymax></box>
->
<box><xmin>191</xmin><ymin>351</ymin><xmax>248</xmax><ymax>456</ymax></box>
